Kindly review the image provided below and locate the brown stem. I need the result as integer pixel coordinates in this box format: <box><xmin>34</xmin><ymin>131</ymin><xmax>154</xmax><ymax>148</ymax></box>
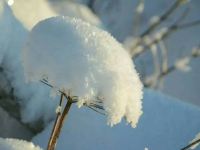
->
<box><xmin>47</xmin><ymin>94</ymin><xmax>64</xmax><ymax>150</ymax></box>
<box><xmin>47</xmin><ymin>95</ymin><xmax>72</xmax><ymax>150</ymax></box>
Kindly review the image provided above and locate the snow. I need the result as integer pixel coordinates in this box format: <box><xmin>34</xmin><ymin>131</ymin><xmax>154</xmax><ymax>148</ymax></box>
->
<box><xmin>0</xmin><ymin>0</ymin><xmax>12</xmax><ymax>64</ymax></box>
<box><xmin>7</xmin><ymin>0</ymin><xmax>14</xmax><ymax>6</ymax></box>
<box><xmin>10</xmin><ymin>0</ymin><xmax>102</xmax><ymax>30</ymax></box>
<box><xmin>0</xmin><ymin>1</ymin><xmax>200</xmax><ymax>149</ymax></box>
<box><xmin>82</xmin><ymin>0</ymin><xmax>200</xmax><ymax>107</ymax></box>
<box><xmin>48</xmin><ymin>1</ymin><xmax>102</xmax><ymax>27</ymax></box>
<box><xmin>0</xmin><ymin>1</ymin><xmax>102</xmax><ymax>126</ymax></box>
<box><xmin>135</xmin><ymin>0</ymin><xmax>144</xmax><ymax>14</ymax></box>
<box><xmin>0</xmin><ymin>138</ymin><xmax>42</xmax><ymax>150</ymax></box>
<box><xmin>0</xmin><ymin>107</ymin><xmax>33</xmax><ymax>140</ymax></box>
<box><xmin>23</xmin><ymin>16</ymin><xmax>143</xmax><ymax>127</ymax></box>
<box><xmin>33</xmin><ymin>89</ymin><xmax>200</xmax><ymax>150</ymax></box>
<box><xmin>175</xmin><ymin>57</ymin><xmax>191</xmax><ymax>72</ymax></box>
<box><xmin>0</xmin><ymin>1</ymin><xmax>57</xmax><ymax>124</ymax></box>
<box><xmin>10</xmin><ymin>0</ymin><xmax>56</xmax><ymax>30</ymax></box>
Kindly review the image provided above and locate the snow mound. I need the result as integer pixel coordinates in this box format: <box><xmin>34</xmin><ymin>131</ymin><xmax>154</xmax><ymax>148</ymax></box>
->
<box><xmin>0</xmin><ymin>138</ymin><xmax>42</xmax><ymax>150</ymax></box>
<box><xmin>23</xmin><ymin>16</ymin><xmax>143</xmax><ymax>127</ymax></box>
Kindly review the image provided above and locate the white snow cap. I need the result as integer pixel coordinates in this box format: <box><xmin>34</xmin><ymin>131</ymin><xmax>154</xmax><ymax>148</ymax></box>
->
<box><xmin>0</xmin><ymin>138</ymin><xmax>42</xmax><ymax>150</ymax></box>
<box><xmin>23</xmin><ymin>16</ymin><xmax>143</xmax><ymax>127</ymax></box>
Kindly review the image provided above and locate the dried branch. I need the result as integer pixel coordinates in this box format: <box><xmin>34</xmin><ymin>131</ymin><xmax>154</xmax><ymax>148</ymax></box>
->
<box><xmin>133</xmin><ymin>0</ymin><xmax>145</xmax><ymax>36</ymax></box>
<box><xmin>159</xmin><ymin>40</ymin><xmax>168</xmax><ymax>73</ymax></box>
<box><xmin>47</xmin><ymin>95</ymin><xmax>73</xmax><ymax>150</ymax></box>
<box><xmin>47</xmin><ymin>94</ymin><xmax>64</xmax><ymax>150</ymax></box>
<box><xmin>140</xmin><ymin>0</ymin><xmax>186</xmax><ymax>37</ymax></box>
<box><xmin>132</xmin><ymin>19</ymin><xmax>200</xmax><ymax>58</ymax></box>
<box><xmin>87</xmin><ymin>105</ymin><xmax>106</xmax><ymax>115</ymax></box>
<box><xmin>181</xmin><ymin>138</ymin><xmax>200</xmax><ymax>150</ymax></box>
<box><xmin>144</xmin><ymin>46</ymin><xmax>200</xmax><ymax>87</ymax></box>
<box><xmin>130</xmin><ymin>0</ymin><xmax>189</xmax><ymax>54</ymax></box>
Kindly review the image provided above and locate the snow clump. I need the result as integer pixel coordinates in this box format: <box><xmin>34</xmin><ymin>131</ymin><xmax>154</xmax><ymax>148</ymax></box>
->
<box><xmin>0</xmin><ymin>138</ymin><xmax>42</xmax><ymax>150</ymax></box>
<box><xmin>23</xmin><ymin>16</ymin><xmax>143</xmax><ymax>127</ymax></box>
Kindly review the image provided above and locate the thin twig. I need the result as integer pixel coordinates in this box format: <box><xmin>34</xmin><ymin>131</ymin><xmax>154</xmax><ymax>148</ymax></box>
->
<box><xmin>47</xmin><ymin>94</ymin><xmax>64</xmax><ymax>150</ymax></box>
<box><xmin>87</xmin><ymin>106</ymin><xmax>106</xmax><ymax>115</ymax></box>
<box><xmin>181</xmin><ymin>138</ymin><xmax>200</xmax><ymax>150</ymax></box>
<box><xmin>130</xmin><ymin>0</ymin><xmax>187</xmax><ymax>54</ymax></box>
<box><xmin>140</xmin><ymin>0</ymin><xmax>183</xmax><ymax>37</ymax></box>
<box><xmin>133</xmin><ymin>0</ymin><xmax>145</xmax><ymax>36</ymax></box>
<box><xmin>144</xmin><ymin>46</ymin><xmax>200</xmax><ymax>87</ymax></box>
<box><xmin>40</xmin><ymin>79</ymin><xmax>68</xmax><ymax>98</ymax></box>
<box><xmin>132</xmin><ymin>19</ymin><xmax>200</xmax><ymax>58</ymax></box>
<box><xmin>47</xmin><ymin>95</ymin><xmax>73</xmax><ymax>150</ymax></box>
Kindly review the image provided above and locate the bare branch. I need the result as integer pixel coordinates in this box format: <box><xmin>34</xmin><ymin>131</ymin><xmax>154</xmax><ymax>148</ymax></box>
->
<box><xmin>129</xmin><ymin>0</ymin><xmax>189</xmax><ymax>54</ymax></box>
<box><xmin>144</xmin><ymin>46</ymin><xmax>200</xmax><ymax>87</ymax></box>
<box><xmin>133</xmin><ymin>0</ymin><xmax>145</xmax><ymax>35</ymax></box>
<box><xmin>159</xmin><ymin>40</ymin><xmax>168</xmax><ymax>73</ymax></box>
<box><xmin>181</xmin><ymin>138</ymin><xmax>200</xmax><ymax>150</ymax></box>
<box><xmin>47</xmin><ymin>94</ymin><xmax>64</xmax><ymax>150</ymax></box>
<box><xmin>87</xmin><ymin>106</ymin><xmax>106</xmax><ymax>115</ymax></box>
<box><xmin>140</xmin><ymin>0</ymin><xmax>186</xmax><ymax>37</ymax></box>
<box><xmin>132</xmin><ymin>19</ymin><xmax>200</xmax><ymax>58</ymax></box>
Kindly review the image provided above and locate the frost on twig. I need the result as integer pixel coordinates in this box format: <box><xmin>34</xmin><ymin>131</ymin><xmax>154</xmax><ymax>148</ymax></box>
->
<box><xmin>181</xmin><ymin>132</ymin><xmax>200</xmax><ymax>150</ymax></box>
<box><xmin>133</xmin><ymin>0</ymin><xmax>145</xmax><ymax>35</ymax></box>
<box><xmin>175</xmin><ymin>57</ymin><xmax>191</xmax><ymax>72</ymax></box>
<box><xmin>144</xmin><ymin>45</ymin><xmax>200</xmax><ymax>87</ymax></box>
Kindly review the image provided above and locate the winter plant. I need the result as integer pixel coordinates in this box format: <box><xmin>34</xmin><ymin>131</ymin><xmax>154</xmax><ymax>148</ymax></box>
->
<box><xmin>22</xmin><ymin>16</ymin><xmax>143</xmax><ymax>150</ymax></box>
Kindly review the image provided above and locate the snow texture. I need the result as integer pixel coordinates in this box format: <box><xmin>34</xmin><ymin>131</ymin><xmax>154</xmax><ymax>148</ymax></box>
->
<box><xmin>0</xmin><ymin>138</ymin><xmax>42</xmax><ymax>150</ymax></box>
<box><xmin>33</xmin><ymin>89</ymin><xmax>200</xmax><ymax>150</ymax></box>
<box><xmin>23</xmin><ymin>16</ymin><xmax>143</xmax><ymax>127</ymax></box>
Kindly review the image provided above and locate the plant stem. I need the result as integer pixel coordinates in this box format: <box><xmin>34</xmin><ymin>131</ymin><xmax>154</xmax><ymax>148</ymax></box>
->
<box><xmin>47</xmin><ymin>95</ymin><xmax>72</xmax><ymax>150</ymax></box>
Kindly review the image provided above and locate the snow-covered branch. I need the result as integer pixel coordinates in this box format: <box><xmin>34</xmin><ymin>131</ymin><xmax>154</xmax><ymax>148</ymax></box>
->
<box><xmin>129</xmin><ymin>0</ymin><xmax>190</xmax><ymax>54</ymax></box>
<box><xmin>144</xmin><ymin>46</ymin><xmax>200</xmax><ymax>87</ymax></box>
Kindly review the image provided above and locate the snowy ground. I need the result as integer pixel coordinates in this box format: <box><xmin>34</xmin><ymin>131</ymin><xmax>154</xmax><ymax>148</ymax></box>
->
<box><xmin>33</xmin><ymin>89</ymin><xmax>200</xmax><ymax>150</ymax></box>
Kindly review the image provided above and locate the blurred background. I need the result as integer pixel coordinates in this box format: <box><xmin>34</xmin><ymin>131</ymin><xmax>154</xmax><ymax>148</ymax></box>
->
<box><xmin>0</xmin><ymin>0</ymin><xmax>200</xmax><ymax>146</ymax></box>
<box><xmin>8</xmin><ymin>0</ymin><xmax>200</xmax><ymax>105</ymax></box>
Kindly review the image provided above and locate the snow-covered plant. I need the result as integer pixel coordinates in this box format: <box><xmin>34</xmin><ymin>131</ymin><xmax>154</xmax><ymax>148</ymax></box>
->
<box><xmin>23</xmin><ymin>16</ymin><xmax>143</xmax><ymax>150</ymax></box>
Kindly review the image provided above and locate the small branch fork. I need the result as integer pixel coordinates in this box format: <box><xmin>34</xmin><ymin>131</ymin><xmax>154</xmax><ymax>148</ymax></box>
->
<box><xmin>39</xmin><ymin>79</ymin><xmax>105</xmax><ymax>150</ymax></box>
<box><xmin>40</xmin><ymin>79</ymin><xmax>105</xmax><ymax>115</ymax></box>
